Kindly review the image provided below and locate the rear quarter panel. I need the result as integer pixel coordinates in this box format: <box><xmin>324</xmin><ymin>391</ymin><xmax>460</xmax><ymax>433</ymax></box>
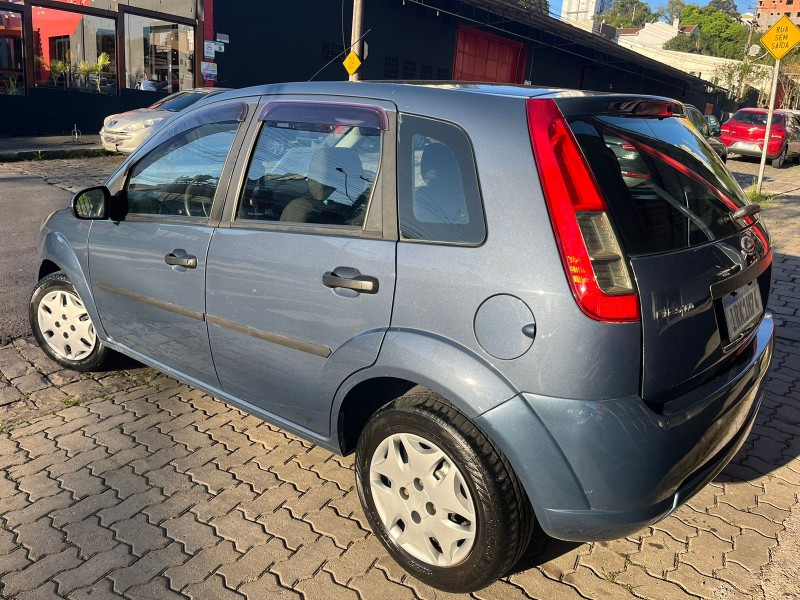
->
<box><xmin>390</xmin><ymin>92</ymin><xmax>642</xmax><ymax>408</ymax></box>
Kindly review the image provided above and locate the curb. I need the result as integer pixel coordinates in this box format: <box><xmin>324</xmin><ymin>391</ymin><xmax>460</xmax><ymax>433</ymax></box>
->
<box><xmin>0</xmin><ymin>148</ymin><xmax>115</xmax><ymax>162</ymax></box>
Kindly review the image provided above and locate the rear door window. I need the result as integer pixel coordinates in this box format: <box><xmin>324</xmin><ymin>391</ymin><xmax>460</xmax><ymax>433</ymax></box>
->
<box><xmin>398</xmin><ymin>115</ymin><xmax>485</xmax><ymax>245</ymax></box>
<box><xmin>568</xmin><ymin>115</ymin><xmax>753</xmax><ymax>257</ymax></box>
<box><xmin>236</xmin><ymin>102</ymin><xmax>385</xmax><ymax>228</ymax></box>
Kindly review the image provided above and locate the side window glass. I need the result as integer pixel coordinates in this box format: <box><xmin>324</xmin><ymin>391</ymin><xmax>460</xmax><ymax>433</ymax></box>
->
<box><xmin>398</xmin><ymin>115</ymin><xmax>485</xmax><ymax>244</ymax></box>
<box><xmin>237</xmin><ymin>103</ymin><xmax>385</xmax><ymax>227</ymax></box>
<box><xmin>126</xmin><ymin>121</ymin><xmax>239</xmax><ymax>217</ymax></box>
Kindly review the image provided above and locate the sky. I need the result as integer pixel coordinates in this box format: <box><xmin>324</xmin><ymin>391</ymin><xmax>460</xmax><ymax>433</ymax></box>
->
<box><xmin>548</xmin><ymin>0</ymin><xmax>754</xmax><ymax>19</ymax></box>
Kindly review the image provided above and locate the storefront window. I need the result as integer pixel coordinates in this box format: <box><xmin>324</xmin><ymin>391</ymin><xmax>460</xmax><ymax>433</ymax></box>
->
<box><xmin>0</xmin><ymin>11</ymin><xmax>24</xmax><ymax>95</ymax></box>
<box><xmin>125</xmin><ymin>13</ymin><xmax>193</xmax><ymax>93</ymax></box>
<box><xmin>31</xmin><ymin>6</ymin><xmax>117</xmax><ymax>93</ymax></box>
<box><xmin>25</xmin><ymin>1</ymin><xmax>196</xmax><ymax>19</ymax></box>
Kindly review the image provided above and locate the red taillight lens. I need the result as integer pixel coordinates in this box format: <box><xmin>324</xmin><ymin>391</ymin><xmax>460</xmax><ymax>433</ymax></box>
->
<box><xmin>526</xmin><ymin>98</ymin><xmax>639</xmax><ymax>322</ymax></box>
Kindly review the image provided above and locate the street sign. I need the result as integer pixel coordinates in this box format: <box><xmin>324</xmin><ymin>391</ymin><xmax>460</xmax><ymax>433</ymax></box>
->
<box><xmin>761</xmin><ymin>15</ymin><xmax>800</xmax><ymax>61</ymax></box>
<box><xmin>343</xmin><ymin>51</ymin><xmax>362</xmax><ymax>76</ymax></box>
<box><xmin>755</xmin><ymin>16</ymin><xmax>800</xmax><ymax>192</ymax></box>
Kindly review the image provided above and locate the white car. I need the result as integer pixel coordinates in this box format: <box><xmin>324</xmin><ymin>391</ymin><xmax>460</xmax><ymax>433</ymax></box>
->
<box><xmin>100</xmin><ymin>88</ymin><xmax>229</xmax><ymax>153</ymax></box>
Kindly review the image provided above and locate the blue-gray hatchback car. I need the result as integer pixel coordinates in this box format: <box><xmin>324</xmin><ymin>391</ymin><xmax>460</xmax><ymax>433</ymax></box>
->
<box><xmin>31</xmin><ymin>82</ymin><xmax>774</xmax><ymax>592</ymax></box>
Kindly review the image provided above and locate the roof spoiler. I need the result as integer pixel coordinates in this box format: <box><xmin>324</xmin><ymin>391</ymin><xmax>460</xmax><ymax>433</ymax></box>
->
<box><xmin>552</xmin><ymin>95</ymin><xmax>684</xmax><ymax>119</ymax></box>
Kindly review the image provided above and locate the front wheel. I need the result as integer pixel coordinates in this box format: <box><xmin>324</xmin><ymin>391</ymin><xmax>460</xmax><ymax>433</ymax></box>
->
<box><xmin>355</xmin><ymin>391</ymin><xmax>534</xmax><ymax>592</ymax></box>
<box><xmin>29</xmin><ymin>272</ymin><xmax>112</xmax><ymax>371</ymax></box>
<box><xmin>772</xmin><ymin>146</ymin><xmax>787</xmax><ymax>169</ymax></box>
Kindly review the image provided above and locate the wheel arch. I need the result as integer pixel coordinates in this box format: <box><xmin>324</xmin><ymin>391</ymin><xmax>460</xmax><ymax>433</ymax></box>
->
<box><xmin>332</xmin><ymin>329</ymin><xmax>520</xmax><ymax>454</ymax></box>
<box><xmin>37</xmin><ymin>229</ymin><xmax>108</xmax><ymax>341</ymax></box>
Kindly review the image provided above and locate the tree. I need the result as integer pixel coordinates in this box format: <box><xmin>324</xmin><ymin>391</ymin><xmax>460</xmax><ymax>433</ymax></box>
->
<box><xmin>596</xmin><ymin>0</ymin><xmax>660</xmax><ymax>28</ymax></box>
<box><xmin>708</xmin><ymin>0</ymin><xmax>739</xmax><ymax>19</ymax></box>
<box><xmin>662</xmin><ymin>4</ymin><xmax>750</xmax><ymax>59</ymax></box>
<box><xmin>515</xmin><ymin>0</ymin><xmax>549</xmax><ymax>15</ymax></box>
<box><xmin>661</xmin><ymin>0</ymin><xmax>685</xmax><ymax>22</ymax></box>
<box><xmin>664</xmin><ymin>33</ymin><xmax>700</xmax><ymax>52</ymax></box>
<box><xmin>712</xmin><ymin>60</ymin><xmax>771</xmax><ymax>110</ymax></box>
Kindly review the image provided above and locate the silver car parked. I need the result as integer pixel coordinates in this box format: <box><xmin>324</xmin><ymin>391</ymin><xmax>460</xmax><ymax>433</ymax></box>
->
<box><xmin>32</xmin><ymin>82</ymin><xmax>773</xmax><ymax>592</ymax></box>
<box><xmin>99</xmin><ymin>87</ymin><xmax>230</xmax><ymax>153</ymax></box>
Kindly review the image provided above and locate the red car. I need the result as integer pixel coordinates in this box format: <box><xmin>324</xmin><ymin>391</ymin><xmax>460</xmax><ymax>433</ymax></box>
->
<box><xmin>719</xmin><ymin>108</ymin><xmax>800</xmax><ymax>168</ymax></box>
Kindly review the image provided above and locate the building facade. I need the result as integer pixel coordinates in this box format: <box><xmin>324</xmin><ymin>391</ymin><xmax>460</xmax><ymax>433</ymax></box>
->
<box><xmin>0</xmin><ymin>0</ymin><xmax>210</xmax><ymax>135</ymax></box>
<box><xmin>560</xmin><ymin>0</ymin><xmax>611</xmax><ymax>22</ymax></box>
<box><xmin>755</xmin><ymin>0</ymin><xmax>800</xmax><ymax>29</ymax></box>
<box><xmin>0</xmin><ymin>0</ymin><xmax>716</xmax><ymax>136</ymax></box>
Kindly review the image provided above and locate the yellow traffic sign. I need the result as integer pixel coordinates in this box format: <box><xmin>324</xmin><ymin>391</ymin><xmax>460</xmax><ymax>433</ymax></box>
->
<box><xmin>343</xmin><ymin>51</ymin><xmax>362</xmax><ymax>76</ymax></box>
<box><xmin>761</xmin><ymin>15</ymin><xmax>800</xmax><ymax>61</ymax></box>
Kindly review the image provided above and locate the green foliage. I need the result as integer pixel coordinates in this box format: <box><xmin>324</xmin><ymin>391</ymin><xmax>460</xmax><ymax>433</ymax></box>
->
<box><xmin>660</xmin><ymin>0</ymin><xmax>685</xmax><ymax>21</ymax></box>
<box><xmin>663</xmin><ymin>4</ymin><xmax>750</xmax><ymax>59</ymax></box>
<box><xmin>596</xmin><ymin>0</ymin><xmax>661</xmax><ymax>28</ymax></box>
<box><xmin>708</xmin><ymin>0</ymin><xmax>739</xmax><ymax>18</ymax></box>
<box><xmin>62</xmin><ymin>396</ymin><xmax>82</xmax><ymax>408</ymax></box>
<box><xmin>744</xmin><ymin>182</ymin><xmax>773</xmax><ymax>205</ymax></box>
<box><xmin>514</xmin><ymin>0</ymin><xmax>549</xmax><ymax>14</ymax></box>
<box><xmin>664</xmin><ymin>33</ymin><xmax>699</xmax><ymax>52</ymax></box>
<box><xmin>36</xmin><ymin>56</ymin><xmax>66</xmax><ymax>86</ymax></box>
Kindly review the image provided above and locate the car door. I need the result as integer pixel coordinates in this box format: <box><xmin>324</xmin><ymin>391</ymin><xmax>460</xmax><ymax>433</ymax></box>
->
<box><xmin>205</xmin><ymin>97</ymin><xmax>397</xmax><ymax>437</ymax></box>
<box><xmin>790</xmin><ymin>117</ymin><xmax>800</xmax><ymax>156</ymax></box>
<box><xmin>89</xmin><ymin>100</ymin><xmax>253</xmax><ymax>387</ymax></box>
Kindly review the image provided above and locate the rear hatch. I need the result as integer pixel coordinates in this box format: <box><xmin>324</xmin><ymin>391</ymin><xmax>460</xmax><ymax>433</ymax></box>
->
<box><xmin>722</xmin><ymin>110</ymin><xmax>784</xmax><ymax>145</ymax></box>
<box><xmin>555</xmin><ymin>97</ymin><xmax>771</xmax><ymax>406</ymax></box>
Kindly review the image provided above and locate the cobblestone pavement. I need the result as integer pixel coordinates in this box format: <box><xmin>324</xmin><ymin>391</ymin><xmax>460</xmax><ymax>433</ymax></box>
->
<box><xmin>0</xmin><ymin>156</ymin><xmax>799</xmax><ymax>599</ymax></box>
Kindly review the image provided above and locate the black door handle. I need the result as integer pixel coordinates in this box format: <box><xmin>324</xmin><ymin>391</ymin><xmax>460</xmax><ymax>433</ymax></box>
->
<box><xmin>165</xmin><ymin>251</ymin><xmax>197</xmax><ymax>269</ymax></box>
<box><xmin>323</xmin><ymin>271</ymin><xmax>379</xmax><ymax>294</ymax></box>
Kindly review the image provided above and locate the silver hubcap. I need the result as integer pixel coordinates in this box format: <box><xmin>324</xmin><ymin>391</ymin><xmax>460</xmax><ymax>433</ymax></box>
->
<box><xmin>369</xmin><ymin>433</ymin><xmax>477</xmax><ymax>567</ymax></box>
<box><xmin>37</xmin><ymin>290</ymin><xmax>96</xmax><ymax>361</ymax></box>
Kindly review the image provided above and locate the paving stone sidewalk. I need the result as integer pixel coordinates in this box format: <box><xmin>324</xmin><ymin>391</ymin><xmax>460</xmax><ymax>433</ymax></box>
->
<box><xmin>0</xmin><ymin>156</ymin><xmax>799</xmax><ymax>599</ymax></box>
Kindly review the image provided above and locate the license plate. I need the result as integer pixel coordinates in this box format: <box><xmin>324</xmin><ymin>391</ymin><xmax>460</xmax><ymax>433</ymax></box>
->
<box><xmin>733</xmin><ymin>142</ymin><xmax>760</xmax><ymax>152</ymax></box>
<box><xmin>723</xmin><ymin>282</ymin><xmax>763</xmax><ymax>341</ymax></box>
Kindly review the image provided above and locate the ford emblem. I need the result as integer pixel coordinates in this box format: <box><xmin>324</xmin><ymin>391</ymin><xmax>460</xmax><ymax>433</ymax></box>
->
<box><xmin>741</xmin><ymin>233</ymin><xmax>756</xmax><ymax>256</ymax></box>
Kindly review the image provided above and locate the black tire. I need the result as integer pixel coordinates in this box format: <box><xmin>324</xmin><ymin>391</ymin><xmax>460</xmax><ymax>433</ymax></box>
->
<box><xmin>355</xmin><ymin>391</ymin><xmax>534</xmax><ymax>592</ymax></box>
<box><xmin>29</xmin><ymin>272</ymin><xmax>112</xmax><ymax>372</ymax></box>
<box><xmin>772</xmin><ymin>146</ymin><xmax>787</xmax><ymax>169</ymax></box>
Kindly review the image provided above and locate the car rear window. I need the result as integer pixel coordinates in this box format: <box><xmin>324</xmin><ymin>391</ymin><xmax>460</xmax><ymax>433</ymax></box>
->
<box><xmin>149</xmin><ymin>92</ymin><xmax>205</xmax><ymax>112</ymax></box>
<box><xmin>568</xmin><ymin>115</ymin><xmax>751</xmax><ymax>257</ymax></box>
<box><xmin>731</xmin><ymin>111</ymin><xmax>784</xmax><ymax>126</ymax></box>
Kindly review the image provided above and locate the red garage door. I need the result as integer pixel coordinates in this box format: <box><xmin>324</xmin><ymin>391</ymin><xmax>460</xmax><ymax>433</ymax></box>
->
<box><xmin>453</xmin><ymin>26</ymin><xmax>527</xmax><ymax>84</ymax></box>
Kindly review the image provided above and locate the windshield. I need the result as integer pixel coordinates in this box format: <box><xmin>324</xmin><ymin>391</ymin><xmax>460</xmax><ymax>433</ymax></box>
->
<box><xmin>148</xmin><ymin>91</ymin><xmax>206</xmax><ymax>113</ymax></box>
<box><xmin>732</xmin><ymin>111</ymin><xmax>784</xmax><ymax>126</ymax></box>
<box><xmin>569</xmin><ymin>114</ymin><xmax>752</xmax><ymax>257</ymax></box>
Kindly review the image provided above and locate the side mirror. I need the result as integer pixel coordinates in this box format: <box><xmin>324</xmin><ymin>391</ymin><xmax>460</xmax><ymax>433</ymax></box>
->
<box><xmin>710</xmin><ymin>125</ymin><xmax>722</xmax><ymax>137</ymax></box>
<box><xmin>72</xmin><ymin>186</ymin><xmax>110</xmax><ymax>220</ymax></box>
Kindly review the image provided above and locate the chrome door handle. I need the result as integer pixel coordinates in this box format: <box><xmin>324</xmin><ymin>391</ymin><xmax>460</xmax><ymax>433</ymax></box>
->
<box><xmin>322</xmin><ymin>271</ymin><xmax>378</xmax><ymax>294</ymax></box>
<box><xmin>165</xmin><ymin>251</ymin><xmax>197</xmax><ymax>269</ymax></box>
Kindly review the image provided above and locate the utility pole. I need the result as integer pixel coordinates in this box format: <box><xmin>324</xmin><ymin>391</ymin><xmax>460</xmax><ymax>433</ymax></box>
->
<box><xmin>350</xmin><ymin>0</ymin><xmax>364</xmax><ymax>81</ymax></box>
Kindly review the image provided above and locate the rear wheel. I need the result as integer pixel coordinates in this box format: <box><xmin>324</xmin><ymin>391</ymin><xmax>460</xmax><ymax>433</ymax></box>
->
<box><xmin>29</xmin><ymin>273</ymin><xmax>112</xmax><ymax>371</ymax></box>
<box><xmin>355</xmin><ymin>391</ymin><xmax>534</xmax><ymax>592</ymax></box>
<box><xmin>772</xmin><ymin>146</ymin><xmax>787</xmax><ymax>168</ymax></box>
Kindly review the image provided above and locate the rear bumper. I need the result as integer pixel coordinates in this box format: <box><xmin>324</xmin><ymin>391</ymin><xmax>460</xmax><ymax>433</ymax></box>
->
<box><xmin>475</xmin><ymin>313</ymin><xmax>774</xmax><ymax>542</ymax></box>
<box><xmin>723</xmin><ymin>140</ymin><xmax>783</xmax><ymax>159</ymax></box>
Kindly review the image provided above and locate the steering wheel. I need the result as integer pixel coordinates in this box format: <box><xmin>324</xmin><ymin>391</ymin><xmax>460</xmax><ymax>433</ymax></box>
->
<box><xmin>183</xmin><ymin>175</ymin><xmax>211</xmax><ymax>217</ymax></box>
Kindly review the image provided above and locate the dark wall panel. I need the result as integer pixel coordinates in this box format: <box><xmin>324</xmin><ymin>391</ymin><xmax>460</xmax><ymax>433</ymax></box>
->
<box><xmin>0</xmin><ymin>88</ymin><xmax>167</xmax><ymax>137</ymax></box>
<box><xmin>213</xmin><ymin>0</ymin><xmax>353</xmax><ymax>86</ymax></box>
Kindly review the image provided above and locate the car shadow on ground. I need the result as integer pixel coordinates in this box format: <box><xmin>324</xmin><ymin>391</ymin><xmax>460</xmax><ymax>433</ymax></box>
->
<box><xmin>508</xmin><ymin>523</ymin><xmax>582</xmax><ymax>576</ymax></box>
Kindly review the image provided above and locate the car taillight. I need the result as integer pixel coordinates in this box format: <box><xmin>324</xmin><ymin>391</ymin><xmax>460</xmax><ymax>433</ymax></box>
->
<box><xmin>526</xmin><ymin>98</ymin><xmax>639</xmax><ymax>322</ymax></box>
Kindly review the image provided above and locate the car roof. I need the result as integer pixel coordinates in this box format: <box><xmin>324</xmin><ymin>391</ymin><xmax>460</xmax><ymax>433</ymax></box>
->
<box><xmin>203</xmin><ymin>80</ymin><xmax>678</xmax><ymax>109</ymax></box>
